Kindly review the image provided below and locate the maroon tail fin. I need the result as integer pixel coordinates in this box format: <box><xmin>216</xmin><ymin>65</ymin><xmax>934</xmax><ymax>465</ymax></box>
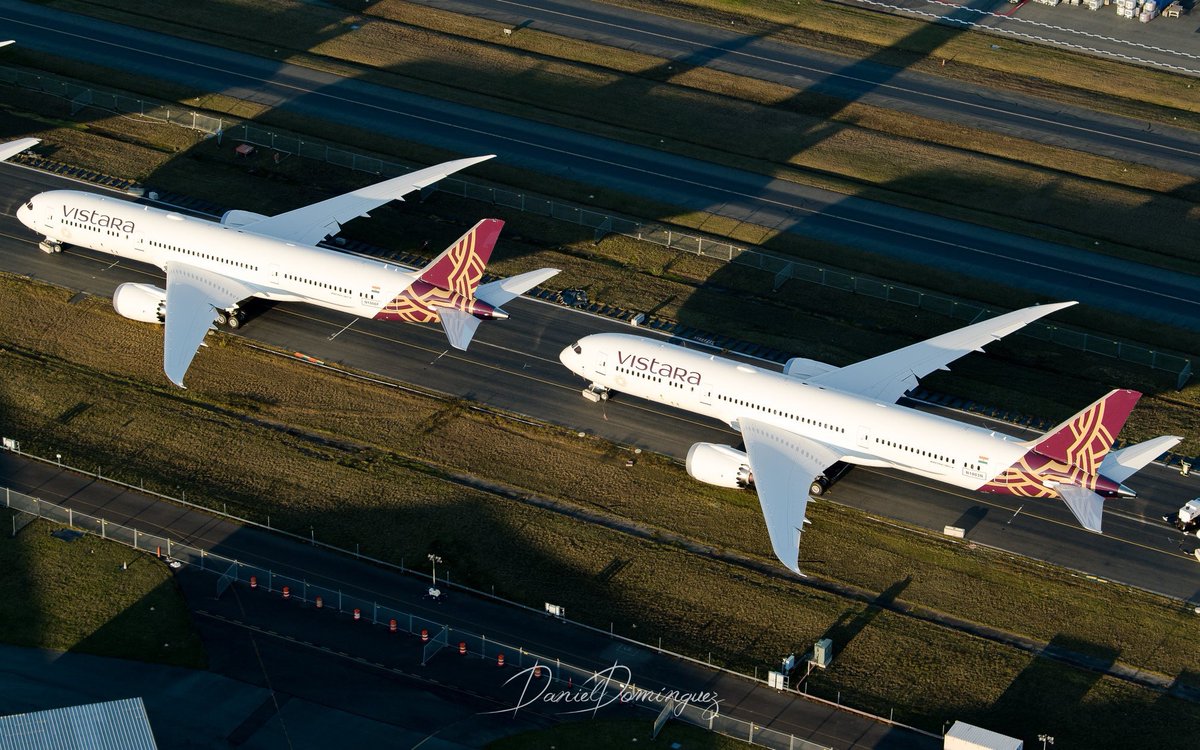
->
<box><xmin>417</xmin><ymin>218</ymin><xmax>504</xmax><ymax>297</ymax></box>
<box><xmin>1031</xmin><ymin>389</ymin><xmax>1140</xmax><ymax>475</ymax></box>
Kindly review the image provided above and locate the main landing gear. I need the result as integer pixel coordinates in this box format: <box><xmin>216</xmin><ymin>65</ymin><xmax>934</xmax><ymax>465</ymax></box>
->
<box><xmin>809</xmin><ymin>461</ymin><xmax>852</xmax><ymax>497</ymax></box>
<box><xmin>214</xmin><ymin>308</ymin><xmax>246</xmax><ymax>329</ymax></box>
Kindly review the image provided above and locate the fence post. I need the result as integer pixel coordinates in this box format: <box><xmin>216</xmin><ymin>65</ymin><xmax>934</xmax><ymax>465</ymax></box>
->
<box><xmin>100</xmin><ymin>518</ymin><xmax>106</xmax><ymax>539</ymax></box>
<box><xmin>68</xmin><ymin>508</ymin><xmax>72</xmax><ymax>528</ymax></box>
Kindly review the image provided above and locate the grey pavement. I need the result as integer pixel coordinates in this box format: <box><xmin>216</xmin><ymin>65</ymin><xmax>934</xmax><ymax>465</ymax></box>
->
<box><xmin>0</xmin><ymin>451</ymin><xmax>939</xmax><ymax>750</ymax></box>
<box><xmin>2</xmin><ymin>1</ymin><xmax>1200</xmax><ymax>329</ymax></box>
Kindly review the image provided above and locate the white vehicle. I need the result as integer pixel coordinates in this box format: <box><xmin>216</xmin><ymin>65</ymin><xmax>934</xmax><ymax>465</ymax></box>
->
<box><xmin>560</xmin><ymin>303</ymin><xmax>1181</xmax><ymax>574</ymax></box>
<box><xmin>1171</xmin><ymin>498</ymin><xmax>1200</xmax><ymax>535</ymax></box>
<box><xmin>16</xmin><ymin>153</ymin><xmax>559</xmax><ymax>387</ymax></box>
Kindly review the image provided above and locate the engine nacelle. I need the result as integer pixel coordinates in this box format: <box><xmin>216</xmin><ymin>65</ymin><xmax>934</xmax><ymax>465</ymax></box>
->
<box><xmin>112</xmin><ymin>283</ymin><xmax>166</xmax><ymax>324</ymax></box>
<box><xmin>686</xmin><ymin>443</ymin><xmax>753</xmax><ymax>489</ymax></box>
<box><xmin>220</xmin><ymin>209</ymin><xmax>269</xmax><ymax>228</ymax></box>
<box><xmin>783</xmin><ymin>357</ymin><xmax>836</xmax><ymax>379</ymax></box>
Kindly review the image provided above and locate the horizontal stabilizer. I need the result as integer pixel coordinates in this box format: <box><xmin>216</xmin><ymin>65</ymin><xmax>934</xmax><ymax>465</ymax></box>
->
<box><xmin>439</xmin><ymin>307</ymin><xmax>482</xmax><ymax>351</ymax></box>
<box><xmin>1058</xmin><ymin>485</ymin><xmax>1104</xmax><ymax>533</ymax></box>
<box><xmin>0</xmin><ymin>137</ymin><xmax>38</xmax><ymax>162</ymax></box>
<box><xmin>1099</xmin><ymin>435</ymin><xmax>1182</xmax><ymax>483</ymax></box>
<box><xmin>475</xmin><ymin>268</ymin><xmax>560</xmax><ymax>309</ymax></box>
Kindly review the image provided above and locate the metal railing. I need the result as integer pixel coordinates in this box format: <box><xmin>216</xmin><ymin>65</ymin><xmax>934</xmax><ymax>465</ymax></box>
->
<box><xmin>2</xmin><ymin>64</ymin><xmax>1187</xmax><ymax>386</ymax></box>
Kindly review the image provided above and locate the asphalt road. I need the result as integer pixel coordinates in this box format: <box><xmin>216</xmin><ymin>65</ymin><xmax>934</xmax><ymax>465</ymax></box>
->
<box><xmin>415</xmin><ymin>0</ymin><xmax>1200</xmax><ymax>175</ymax></box>
<box><xmin>3</xmin><ymin>0</ymin><xmax>1200</xmax><ymax>329</ymax></box>
<box><xmin>1</xmin><ymin>164</ymin><xmax>1198</xmax><ymax>603</ymax></box>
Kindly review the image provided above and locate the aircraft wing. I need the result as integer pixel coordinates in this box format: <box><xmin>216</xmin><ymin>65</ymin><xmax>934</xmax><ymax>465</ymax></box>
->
<box><xmin>806</xmin><ymin>302</ymin><xmax>1077</xmax><ymax>403</ymax></box>
<box><xmin>163</xmin><ymin>262</ymin><xmax>259</xmax><ymax>387</ymax></box>
<box><xmin>739</xmin><ymin>417</ymin><xmax>843</xmax><ymax>575</ymax></box>
<box><xmin>0</xmin><ymin>137</ymin><xmax>38</xmax><ymax>162</ymax></box>
<box><xmin>238</xmin><ymin>155</ymin><xmax>494</xmax><ymax>245</ymax></box>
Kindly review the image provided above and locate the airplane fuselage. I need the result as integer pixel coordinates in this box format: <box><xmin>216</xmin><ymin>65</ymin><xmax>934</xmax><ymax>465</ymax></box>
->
<box><xmin>562</xmin><ymin>333</ymin><xmax>1121</xmax><ymax>498</ymax></box>
<box><xmin>19</xmin><ymin>189</ymin><xmax>426</xmax><ymax>317</ymax></box>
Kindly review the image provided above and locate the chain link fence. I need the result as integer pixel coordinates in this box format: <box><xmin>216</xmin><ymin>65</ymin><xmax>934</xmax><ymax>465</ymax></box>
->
<box><xmin>2</xmin><ymin>476</ymin><xmax>848</xmax><ymax>750</ymax></box>
<box><xmin>2</xmin><ymin>65</ymin><xmax>1188</xmax><ymax>386</ymax></box>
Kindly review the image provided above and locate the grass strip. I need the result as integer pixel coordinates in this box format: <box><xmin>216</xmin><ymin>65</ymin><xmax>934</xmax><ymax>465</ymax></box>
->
<box><xmin>1</xmin><ymin>275</ymin><xmax>1198</xmax><ymax>744</ymax></box>
<box><xmin>0</xmin><ymin>515</ymin><xmax>206</xmax><ymax>669</ymax></box>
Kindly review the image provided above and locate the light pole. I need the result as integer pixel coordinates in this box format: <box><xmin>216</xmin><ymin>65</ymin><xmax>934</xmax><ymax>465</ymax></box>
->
<box><xmin>1038</xmin><ymin>734</ymin><xmax>1054</xmax><ymax>750</ymax></box>
<box><xmin>428</xmin><ymin>553</ymin><xmax>442</xmax><ymax>587</ymax></box>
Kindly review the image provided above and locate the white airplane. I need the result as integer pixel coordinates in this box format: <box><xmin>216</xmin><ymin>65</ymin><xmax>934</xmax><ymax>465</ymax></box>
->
<box><xmin>560</xmin><ymin>303</ymin><xmax>1182</xmax><ymax>574</ymax></box>
<box><xmin>14</xmin><ymin>152</ymin><xmax>559</xmax><ymax>386</ymax></box>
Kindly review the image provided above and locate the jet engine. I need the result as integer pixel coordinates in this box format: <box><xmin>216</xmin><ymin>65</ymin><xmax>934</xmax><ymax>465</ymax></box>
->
<box><xmin>220</xmin><ymin>209</ymin><xmax>269</xmax><ymax>228</ymax></box>
<box><xmin>686</xmin><ymin>443</ymin><xmax>753</xmax><ymax>489</ymax></box>
<box><xmin>783</xmin><ymin>356</ymin><xmax>836</xmax><ymax>379</ymax></box>
<box><xmin>112</xmin><ymin>283</ymin><xmax>166</xmax><ymax>324</ymax></box>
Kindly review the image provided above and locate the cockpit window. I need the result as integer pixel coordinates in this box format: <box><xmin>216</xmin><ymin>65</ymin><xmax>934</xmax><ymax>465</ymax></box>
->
<box><xmin>25</xmin><ymin>200</ymin><xmax>32</xmax><ymax>210</ymax></box>
<box><xmin>572</xmin><ymin>343</ymin><xmax>582</xmax><ymax>355</ymax></box>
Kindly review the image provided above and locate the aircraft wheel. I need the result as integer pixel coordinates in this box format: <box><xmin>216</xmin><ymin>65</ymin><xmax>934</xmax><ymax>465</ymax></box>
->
<box><xmin>809</xmin><ymin>478</ymin><xmax>827</xmax><ymax>496</ymax></box>
<box><xmin>226</xmin><ymin>312</ymin><xmax>242</xmax><ymax>330</ymax></box>
<box><xmin>214</xmin><ymin>310</ymin><xmax>229</xmax><ymax>326</ymax></box>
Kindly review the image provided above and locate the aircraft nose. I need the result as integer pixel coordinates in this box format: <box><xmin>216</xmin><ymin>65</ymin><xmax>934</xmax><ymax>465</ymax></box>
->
<box><xmin>559</xmin><ymin>344</ymin><xmax>580</xmax><ymax>372</ymax></box>
<box><xmin>15</xmin><ymin>202</ymin><xmax>29</xmax><ymax>228</ymax></box>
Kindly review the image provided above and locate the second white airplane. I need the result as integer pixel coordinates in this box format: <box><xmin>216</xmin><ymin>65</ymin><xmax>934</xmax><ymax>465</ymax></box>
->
<box><xmin>560</xmin><ymin>303</ymin><xmax>1181</xmax><ymax>574</ymax></box>
<box><xmin>15</xmin><ymin>151</ymin><xmax>558</xmax><ymax>386</ymax></box>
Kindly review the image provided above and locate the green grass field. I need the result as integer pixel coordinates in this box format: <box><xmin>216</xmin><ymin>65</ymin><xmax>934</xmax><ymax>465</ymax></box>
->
<box><xmin>1</xmin><ymin>276</ymin><xmax>1198</xmax><ymax>745</ymax></box>
<box><xmin>0</xmin><ymin>514</ymin><xmax>206</xmax><ymax>668</ymax></box>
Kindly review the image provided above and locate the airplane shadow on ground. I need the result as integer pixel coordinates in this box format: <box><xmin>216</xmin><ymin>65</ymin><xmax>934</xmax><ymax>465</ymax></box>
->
<box><xmin>820</xmin><ymin>575</ymin><xmax>912</xmax><ymax>657</ymax></box>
